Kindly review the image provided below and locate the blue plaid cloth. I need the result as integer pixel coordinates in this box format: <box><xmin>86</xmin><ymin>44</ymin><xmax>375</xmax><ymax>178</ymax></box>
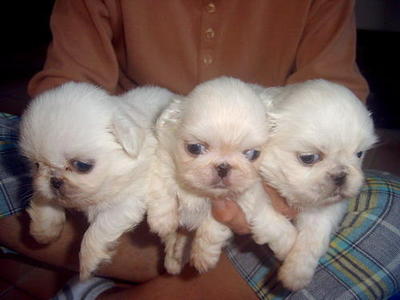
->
<box><xmin>226</xmin><ymin>170</ymin><xmax>400</xmax><ymax>299</ymax></box>
<box><xmin>0</xmin><ymin>113</ymin><xmax>32</xmax><ymax>218</ymax></box>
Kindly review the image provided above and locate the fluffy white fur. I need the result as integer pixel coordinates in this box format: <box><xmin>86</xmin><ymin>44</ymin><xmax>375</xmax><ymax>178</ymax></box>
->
<box><xmin>255</xmin><ymin>79</ymin><xmax>377</xmax><ymax>290</ymax></box>
<box><xmin>19</xmin><ymin>82</ymin><xmax>172</xmax><ymax>280</ymax></box>
<box><xmin>147</xmin><ymin>77</ymin><xmax>297</xmax><ymax>274</ymax></box>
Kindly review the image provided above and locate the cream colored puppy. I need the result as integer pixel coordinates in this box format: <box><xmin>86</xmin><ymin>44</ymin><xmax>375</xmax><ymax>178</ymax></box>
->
<box><xmin>147</xmin><ymin>77</ymin><xmax>296</xmax><ymax>274</ymax></box>
<box><xmin>256</xmin><ymin>79</ymin><xmax>377</xmax><ymax>290</ymax></box>
<box><xmin>19</xmin><ymin>82</ymin><xmax>172</xmax><ymax>280</ymax></box>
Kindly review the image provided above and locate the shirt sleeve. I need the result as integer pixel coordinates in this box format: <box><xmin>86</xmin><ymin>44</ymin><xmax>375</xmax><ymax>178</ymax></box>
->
<box><xmin>286</xmin><ymin>0</ymin><xmax>369</xmax><ymax>102</ymax></box>
<box><xmin>28</xmin><ymin>0</ymin><xmax>120</xmax><ymax>97</ymax></box>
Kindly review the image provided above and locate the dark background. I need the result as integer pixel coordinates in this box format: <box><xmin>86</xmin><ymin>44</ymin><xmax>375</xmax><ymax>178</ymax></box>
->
<box><xmin>0</xmin><ymin>1</ymin><xmax>399</xmax><ymax>129</ymax></box>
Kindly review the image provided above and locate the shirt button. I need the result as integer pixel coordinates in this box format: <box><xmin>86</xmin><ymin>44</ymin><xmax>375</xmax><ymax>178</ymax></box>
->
<box><xmin>205</xmin><ymin>28</ymin><xmax>215</xmax><ymax>39</ymax></box>
<box><xmin>203</xmin><ymin>55</ymin><xmax>213</xmax><ymax>65</ymax></box>
<box><xmin>206</xmin><ymin>2</ymin><xmax>216</xmax><ymax>13</ymax></box>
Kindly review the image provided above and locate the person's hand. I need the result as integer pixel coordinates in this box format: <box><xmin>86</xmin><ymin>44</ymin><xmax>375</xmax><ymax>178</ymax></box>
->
<box><xmin>262</xmin><ymin>182</ymin><xmax>299</xmax><ymax>220</ymax></box>
<box><xmin>211</xmin><ymin>183</ymin><xmax>299</xmax><ymax>235</ymax></box>
<box><xmin>211</xmin><ymin>198</ymin><xmax>251</xmax><ymax>235</ymax></box>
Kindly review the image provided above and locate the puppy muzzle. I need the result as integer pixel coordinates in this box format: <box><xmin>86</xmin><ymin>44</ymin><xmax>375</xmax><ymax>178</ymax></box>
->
<box><xmin>216</xmin><ymin>163</ymin><xmax>231</xmax><ymax>178</ymax></box>
<box><xmin>50</xmin><ymin>177</ymin><xmax>64</xmax><ymax>189</ymax></box>
<box><xmin>330</xmin><ymin>172</ymin><xmax>347</xmax><ymax>187</ymax></box>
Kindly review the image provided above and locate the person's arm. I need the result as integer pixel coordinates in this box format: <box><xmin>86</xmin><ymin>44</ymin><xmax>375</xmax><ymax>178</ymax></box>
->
<box><xmin>0</xmin><ymin>211</ymin><xmax>163</xmax><ymax>282</ymax></box>
<box><xmin>287</xmin><ymin>0</ymin><xmax>369</xmax><ymax>101</ymax></box>
<box><xmin>28</xmin><ymin>0</ymin><xmax>122</xmax><ymax>97</ymax></box>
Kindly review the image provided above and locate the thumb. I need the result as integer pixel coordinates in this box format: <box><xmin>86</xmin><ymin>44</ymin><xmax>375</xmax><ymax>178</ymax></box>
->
<box><xmin>211</xmin><ymin>199</ymin><xmax>251</xmax><ymax>235</ymax></box>
<box><xmin>211</xmin><ymin>199</ymin><xmax>232</xmax><ymax>223</ymax></box>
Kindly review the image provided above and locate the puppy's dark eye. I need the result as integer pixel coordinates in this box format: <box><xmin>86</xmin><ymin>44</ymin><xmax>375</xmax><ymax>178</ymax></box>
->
<box><xmin>186</xmin><ymin>143</ymin><xmax>207</xmax><ymax>155</ymax></box>
<box><xmin>243</xmin><ymin>149</ymin><xmax>261</xmax><ymax>161</ymax></box>
<box><xmin>71</xmin><ymin>160</ymin><xmax>94</xmax><ymax>173</ymax></box>
<box><xmin>356</xmin><ymin>151</ymin><xmax>363</xmax><ymax>158</ymax></box>
<box><xmin>298</xmin><ymin>153</ymin><xmax>321</xmax><ymax>165</ymax></box>
<box><xmin>34</xmin><ymin>162</ymin><xmax>40</xmax><ymax>170</ymax></box>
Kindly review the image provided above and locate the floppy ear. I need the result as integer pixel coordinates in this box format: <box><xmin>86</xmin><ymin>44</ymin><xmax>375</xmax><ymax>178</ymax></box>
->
<box><xmin>112</xmin><ymin>112</ymin><xmax>145</xmax><ymax>158</ymax></box>
<box><xmin>266</xmin><ymin>111</ymin><xmax>281</xmax><ymax>135</ymax></box>
<box><xmin>155</xmin><ymin>96</ymin><xmax>184</xmax><ymax>131</ymax></box>
<box><xmin>260</xmin><ymin>92</ymin><xmax>279</xmax><ymax>136</ymax></box>
<box><xmin>258</xmin><ymin>86</ymin><xmax>284</xmax><ymax>136</ymax></box>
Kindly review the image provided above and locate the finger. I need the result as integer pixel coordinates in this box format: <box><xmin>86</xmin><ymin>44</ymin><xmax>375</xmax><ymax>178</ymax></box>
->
<box><xmin>211</xmin><ymin>200</ymin><xmax>251</xmax><ymax>235</ymax></box>
<box><xmin>262</xmin><ymin>182</ymin><xmax>299</xmax><ymax>219</ymax></box>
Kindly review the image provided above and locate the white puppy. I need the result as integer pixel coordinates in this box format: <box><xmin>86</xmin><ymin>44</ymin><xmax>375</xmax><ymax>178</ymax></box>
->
<box><xmin>256</xmin><ymin>79</ymin><xmax>377</xmax><ymax>290</ymax></box>
<box><xmin>147</xmin><ymin>77</ymin><xmax>296</xmax><ymax>274</ymax></box>
<box><xmin>19</xmin><ymin>82</ymin><xmax>172</xmax><ymax>280</ymax></box>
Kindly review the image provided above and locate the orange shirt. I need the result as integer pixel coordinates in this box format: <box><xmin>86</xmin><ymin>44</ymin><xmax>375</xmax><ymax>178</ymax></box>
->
<box><xmin>28</xmin><ymin>0</ymin><xmax>368</xmax><ymax>101</ymax></box>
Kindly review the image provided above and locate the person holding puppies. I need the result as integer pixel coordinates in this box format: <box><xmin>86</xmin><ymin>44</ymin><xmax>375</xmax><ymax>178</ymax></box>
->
<box><xmin>1</xmin><ymin>1</ymin><xmax>399</xmax><ymax>299</ymax></box>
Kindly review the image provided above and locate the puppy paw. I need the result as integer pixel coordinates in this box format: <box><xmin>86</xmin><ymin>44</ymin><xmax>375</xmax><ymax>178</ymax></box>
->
<box><xmin>30</xmin><ymin>220</ymin><xmax>64</xmax><ymax>244</ymax></box>
<box><xmin>79</xmin><ymin>266</ymin><xmax>92</xmax><ymax>281</ymax></box>
<box><xmin>252</xmin><ymin>221</ymin><xmax>297</xmax><ymax>261</ymax></box>
<box><xmin>190</xmin><ymin>249</ymin><xmax>219</xmax><ymax>273</ymax></box>
<box><xmin>79</xmin><ymin>247</ymin><xmax>111</xmax><ymax>281</ymax></box>
<box><xmin>164</xmin><ymin>255</ymin><xmax>183</xmax><ymax>275</ymax></box>
<box><xmin>252</xmin><ymin>231</ymin><xmax>269</xmax><ymax>245</ymax></box>
<box><xmin>268</xmin><ymin>227</ymin><xmax>297</xmax><ymax>261</ymax></box>
<box><xmin>278</xmin><ymin>260</ymin><xmax>314</xmax><ymax>291</ymax></box>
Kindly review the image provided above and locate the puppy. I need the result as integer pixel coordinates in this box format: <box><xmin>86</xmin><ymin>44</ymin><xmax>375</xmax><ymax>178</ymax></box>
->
<box><xmin>256</xmin><ymin>79</ymin><xmax>377</xmax><ymax>290</ymax></box>
<box><xmin>147</xmin><ymin>77</ymin><xmax>296</xmax><ymax>274</ymax></box>
<box><xmin>19</xmin><ymin>82</ymin><xmax>172</xmax><ymax>279</ymax></box>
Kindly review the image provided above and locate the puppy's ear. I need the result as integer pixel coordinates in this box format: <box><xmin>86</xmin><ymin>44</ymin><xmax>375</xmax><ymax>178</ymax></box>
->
<box><xmin>259</xmin><ymin>86</ymin><xmax>284</xmax><ymax>136</ymax></box>
<box><xmin>155</xmin><ymin>96</ymin><xmax>184</xmax><ymax>130</ymax></box>
<box><xmin>266</xmin><ymin>112</ymin><xmax>280</xmax><ymax>135</ymax></box>
<box><xmin>261</xmin><ymin>93</ymin><xmax>280</xmax><ymax>136</ymax></box>
<box><xmin>112</xmin><ymin>112</ymin><xmax>145</xmax><ymax>158</ymax></box>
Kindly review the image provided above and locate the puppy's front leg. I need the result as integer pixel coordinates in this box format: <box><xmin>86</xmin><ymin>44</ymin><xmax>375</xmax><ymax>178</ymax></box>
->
<box><xmin>240</xmin><ymin>184</ymin><xmax>297</xmax><ymax>260</ymax></box>
<box><xmin>147</xmin><ymin>191</ymin><xmax>178</xmax><ymax>238</ymax></box>
<box><xmin>251</xmin><ymin>202</ymin><xmax>297</xmax><ymax>260</ymax></box>
<box><xmin>79</xmin><ymin>202</ymin><xmax>145</xmax><ymax>280</ymax></box>
<box><xmin>27</xmin><ymin>196</ymin><xmax>66</xmax><ymax>244</ymax></box>
<box><xmin>278</xmin><ymin>201</ymin><xmax>347</xmax><ymax>291</ymax></box>
<box><xmin>162</xmin><ymin>230</ymin><xmax>190</xmax><ymax>275</ymax></box>
<box><xmin>190</xmin><ymin>214</ymin><xmax>233</xmax><ymax>273</ymax></box>
<box><xmin>146</xmin><ymin>156</ymin><xmax>179</xmax><ymax>237</ymax></box>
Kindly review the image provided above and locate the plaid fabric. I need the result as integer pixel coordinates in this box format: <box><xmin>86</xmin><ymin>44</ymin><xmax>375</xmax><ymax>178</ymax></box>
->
<box><xmin>226</xmin><ymin>170</ymin><xmax>400</xmax><ymax>299</ymax></box>
<box><xmin>52</xmin><ymin>276</ymin><xmax>114</xmax><ymax>300</ymax></box>
<box><xmin>0</xmin><ymin>113</ymin><xmax>32</xmax><ymax>218</ymax></box>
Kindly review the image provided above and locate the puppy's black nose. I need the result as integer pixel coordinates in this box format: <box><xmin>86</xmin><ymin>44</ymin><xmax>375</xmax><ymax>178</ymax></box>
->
<box><xmin>331</xmin><ymin>172</ymin><xmax>347</xmax><ymax>186</ymax></box>
<box><xmin>216</xmin><ymin>163</ymin><xmax>231</xmax><ymax>178</ymax></box>
<box><xmin>50</xmin><ymin>177</ymin><xmax>64</xmax><ymax>189</ymax></box>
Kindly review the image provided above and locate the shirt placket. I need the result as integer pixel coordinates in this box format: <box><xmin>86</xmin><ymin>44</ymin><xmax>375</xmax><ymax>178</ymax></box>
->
<box><xmin>198</xmin><ymin>0</ymin><xmax>218</xmax><ymax>82</ymax></box>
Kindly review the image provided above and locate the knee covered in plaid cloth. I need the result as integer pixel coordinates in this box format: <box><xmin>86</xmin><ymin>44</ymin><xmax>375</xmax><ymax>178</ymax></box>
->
<box><xmin>0</xmin><ymin>113</ymin><xmax>31</xmax><ymax>218</ymax></box>
<box><xmin>226</xmin><ymin>170</ymin><xmax>400</xmax><ymax>299</ymax></box>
